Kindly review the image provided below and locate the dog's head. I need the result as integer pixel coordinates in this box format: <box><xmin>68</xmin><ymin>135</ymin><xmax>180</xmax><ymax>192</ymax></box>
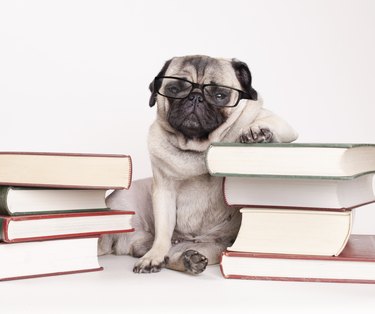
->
<box><xmin>149</xmin><ymin>55</ymin><xmax>258</xmax><ymax>140</ymax></box>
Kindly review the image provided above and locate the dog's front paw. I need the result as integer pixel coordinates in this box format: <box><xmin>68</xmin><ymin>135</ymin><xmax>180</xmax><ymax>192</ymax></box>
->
<box><xmin>183</xmin><ymin>250</ymin><xmax>208</xmax><ymax>275</ymax></box>
<box><xmin>240</xmin><ymin>126</ymin><xmax>273</xmax><ymax>143</ymax></box>
<box><xmin>133</xmin><ymin>252</ymin><xmax>169</xmax><ymax>274</ymax></box>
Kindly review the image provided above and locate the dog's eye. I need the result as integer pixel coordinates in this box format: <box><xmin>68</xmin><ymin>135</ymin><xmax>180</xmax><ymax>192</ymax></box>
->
<box><xmin>167</xmin><ymin>85</ymin><xmax>180</xmax><ymax>95</ymax></box>
<box><xmin>215</xmin><ymin>93</ymin><xmax>228</xmax><ymax>100</ymax></box>
<box><xmin>204</xmin><ymin>86</ymin><xmax>233</xmax><ymax>106</ymax></box>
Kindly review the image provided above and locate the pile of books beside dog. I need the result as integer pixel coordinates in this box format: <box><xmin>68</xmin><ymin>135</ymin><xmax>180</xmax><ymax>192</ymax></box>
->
<box><xmin>0</xmin><ymin>152</ymin><xmax>133</xmax><ymax>281</ymax></box>
<box><xmin>206</xmin><ymin>143</ymin><xmax>375</xmax><ymax>284</ymax></box>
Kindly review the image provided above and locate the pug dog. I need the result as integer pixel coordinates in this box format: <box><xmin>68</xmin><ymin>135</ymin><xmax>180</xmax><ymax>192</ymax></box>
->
<box><xmin>98</xmin><ymin>55</ymin><xmax>298</xmax><ymax>274</ymax></box>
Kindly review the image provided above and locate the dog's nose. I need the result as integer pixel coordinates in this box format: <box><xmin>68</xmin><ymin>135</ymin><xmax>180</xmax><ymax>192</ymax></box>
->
<box><xmin>188</xmin><ymin>92</ymin><xmax>204</xmax><ymax>105</ymax></box>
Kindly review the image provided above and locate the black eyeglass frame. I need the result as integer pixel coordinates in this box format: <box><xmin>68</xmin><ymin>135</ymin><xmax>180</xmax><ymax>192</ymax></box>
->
<box><xmin>154</xmin><ymin>76</ymin><xmax>252</xmax><ymax>108</ymax></box>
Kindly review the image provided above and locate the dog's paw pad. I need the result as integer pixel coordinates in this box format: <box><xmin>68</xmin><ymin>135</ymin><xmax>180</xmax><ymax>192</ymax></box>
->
<box><xmin>183</xmin><ymin>250</ymin><xmax>208</xmax><ymax>275</ymax></box>
<box><xmin>240</xmin><ymin>126</ymin><xmax>273</xmax><ymax>143</ymax></box>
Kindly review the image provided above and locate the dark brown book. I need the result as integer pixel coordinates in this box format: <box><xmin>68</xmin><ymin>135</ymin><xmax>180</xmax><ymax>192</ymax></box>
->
<box><xmin>0</xmin><ymin>152</ymin><xmax>132</xmax><ymax>189</ymax></box>
<box><xmin>220</xmin><ymin>234</ymin><xmax>375</xmax><ymax>284</ymax></box>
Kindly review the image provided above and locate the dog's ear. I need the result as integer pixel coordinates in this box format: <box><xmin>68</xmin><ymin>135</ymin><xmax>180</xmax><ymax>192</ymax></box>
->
<box><xmin>149</xmin><ymin>59</ymin><xmax>172</xmax><ymax>107</ymax></box>
<box><xmin>231</xmin><ymin>59</ymin><xmax>258</xmax><ymax>101</ymax></box>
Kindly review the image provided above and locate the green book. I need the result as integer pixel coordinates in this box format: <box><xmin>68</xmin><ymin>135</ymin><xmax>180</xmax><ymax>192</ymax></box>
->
<box><xmin>0</xmin><ymin>186</ymin><xmax>109</xmax><ymax>216</ymax></box>
<box><xmin>205</xmin><ymin>143</ymin><xmax>375</xmax><ymax>180</ymax></box>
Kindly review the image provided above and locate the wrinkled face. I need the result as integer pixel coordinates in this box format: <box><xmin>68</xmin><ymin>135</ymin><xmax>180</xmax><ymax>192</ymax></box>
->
<box><xmin>150</xmin><ymin>55</ymin><xmax>257</xmax><ymax>140</ymax></box>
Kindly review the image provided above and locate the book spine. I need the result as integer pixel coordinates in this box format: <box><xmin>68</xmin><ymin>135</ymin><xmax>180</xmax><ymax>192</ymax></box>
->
<box><xmin>127</xmin><ymin>155</ymin><xmax>133</xmax><ymax>190</ymax></box>
<box><xmin>0</xmin><ymin>217</ymin><xmax>10</xmax><ymax>241</ymax></box>
<box><xmin>0</xmin><ymin>186</ymin><xmax>11</xmax><ymax>215</ymax></box>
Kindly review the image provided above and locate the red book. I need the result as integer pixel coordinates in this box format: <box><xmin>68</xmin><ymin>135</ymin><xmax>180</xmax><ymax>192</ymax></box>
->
<box><xmin>0</xmin><ymin>237</ymin><xmax>103</xmax><ymax>281</ymax></box>
<box><xmin>0</xmin><ymin>210</ymin><xmax>134</xmax><ymax>243</ymax></box>
<box><xmin>220</xmin><ymin>234</ymin><xmax>375</xmax><ymax>284</ymax></box>
<box><xmin>0</xmin><ymin>151</ymin><xmax>132</xmax><ymax>189</ymax></box>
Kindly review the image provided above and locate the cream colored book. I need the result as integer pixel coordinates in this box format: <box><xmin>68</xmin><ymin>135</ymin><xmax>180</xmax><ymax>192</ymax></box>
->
<box><xmin>221</xmin><ymin>235</ymin><xmax>375</xmax><ymax>284</ymax></box>
<box><xmin>0</xmin><ymin>187</ymin><xmax>109</xmax><ymax>215</ymax></box>
<box><xmin>206</xmin><ymin>143</ymin><xmax>375</xmax><ymax>179</ymax></box>
<box><xmin>228</xmin><ymin>208</ymin><xmax>353</xmax><ymax>256</ymax></box>
<box><xmin>0</xmin><ymin>152</ymin><xmax>132</xmax><ymax>189</ymax></box>
<box><xmin>223</xmin><ymin>173</ymin><xmax>375</xmax><ymax>210</ymax></box>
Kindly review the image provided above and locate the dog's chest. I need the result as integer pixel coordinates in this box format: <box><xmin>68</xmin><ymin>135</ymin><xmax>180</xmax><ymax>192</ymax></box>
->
<box><xmin>174</xmin><ymin>175</ymin><xmax>232</xmax><ymax>234</ymax></box>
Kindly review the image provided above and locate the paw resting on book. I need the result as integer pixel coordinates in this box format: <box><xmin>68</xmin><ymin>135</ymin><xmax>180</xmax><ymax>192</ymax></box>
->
<box><xmin>240</xmin><ymin>126</ymin><xmax>273</xmax><ymax>143</ymax></box>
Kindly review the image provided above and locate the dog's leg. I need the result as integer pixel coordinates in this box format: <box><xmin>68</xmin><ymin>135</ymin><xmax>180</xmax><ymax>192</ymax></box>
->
<box><xmin>165</xmin><ymin>241</ymin><xmax>228</xmax><ymax>274</ymax></box>
<box><xmin>98</xmin><ymin>234</ymin><xmax>116</xmax><ymax>256</ymax></box>
<box><xmin>133</xmin><ymin>175</ymin><xmax>177</xmax><ymax>273</ymax></box>
<box><xmin>98</xmin><ymin>231</ymin><xmax>154</xmax><ymax>257</ymax></box>
<box><xmin>98</xmin><ymin>178</ymin><xmax>157</xmax><ymax>260</ymax></box>
<box><xmin>114</xmin><ymin>230</ymin><xmax>155</xmax><ymax>257</ymax></box>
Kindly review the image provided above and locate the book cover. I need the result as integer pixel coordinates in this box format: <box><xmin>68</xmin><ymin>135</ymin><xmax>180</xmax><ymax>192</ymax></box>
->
<box><xmin>206</xmin><ymin>142</ymin><xmax>375</xmax><ymax>179</ymax></box>
<box><xmin>0</xmin><ymin>210</ymin><xmax>135</xmax><ymax>243</ymax></box>
<box><xmin>0</xmin><ymin>237</ymin><xmax>103</xmax><ymax>281</ymax></box>
<box><xmin>0</xmin><ymin>151</ymin><xmax>132</xmax><ymax>189</ymax></box>
<box><xmin>220</xmin><ymin>234</ymin><xmax>375</xmax><ymax>284</ymax></box>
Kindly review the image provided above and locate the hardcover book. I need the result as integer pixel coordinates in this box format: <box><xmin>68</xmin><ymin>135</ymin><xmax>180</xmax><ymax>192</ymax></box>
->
<box><xmin>223</xmin><ymin>173</ymin><xmax>375</xmax><ymax>210</ymax></box>
<box><xmin>221</xmin><ymin>234</ymin><xmax>375</xmax><ymax>284</ymax></box>
<box><xmin>228</xmin><ymin>208</ymin><xmax>352</xmax><ymax>256</ymax></box>
<box><xmin>0</xmin><ymin>237</ymin><xmax>102</xmax><ymax>281</ymax></box>
<box><xmin>0</xmin><ymin>210</ymin><xmax>135</xmax><ymax>243</ymax></box>
<box><xmin>206</xmin><ymin>143</ymin><xmax>375</xmax><ymax>179</ymax></box>
<box><xmin>0</xmin><ymin>151</ymin><xmax>132</xmax><ymax>189</ymax></box>
<box><xmin>0</xmin><ymin>187</ymin><xmax>109</xmax><ymax>215</ymax></box>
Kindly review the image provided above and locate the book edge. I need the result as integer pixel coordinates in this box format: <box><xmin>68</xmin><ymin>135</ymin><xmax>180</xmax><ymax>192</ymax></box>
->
<box><xmin>209</xmin><ymin>143</ymin><xmax>375</xmax><ymax>148</ymax></box>
<box><xmin>1</xmin><ymin>210</ymin><xmax>136</xmax><ymax>221</ymax></box>
<box><xmin>0</xmin><ymin>267</ymin><xmax>104</xmax><ymax>282</ymax></box>
<box><xmin>210</xmin><ymin>171</ymin><xmax>375</xmax><ymax>180</ymax></box>
<box><xmin>2</xmin><ymin>228</ymin><xmax>135</xmax><ymax>243</ymax></box>
<box><xmin>221</xmin><ymin>273</ymin><xmax>375</xmax><ymax>284</ymax></box>
<box><xmin>223</xmin><ymin>200</ymin><xmax>375</xmax><ymax>212</ymax></box>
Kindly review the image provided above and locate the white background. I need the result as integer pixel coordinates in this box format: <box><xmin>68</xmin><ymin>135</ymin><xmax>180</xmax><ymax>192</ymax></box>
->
<box><xmin>1</xmin><ymin>1</ymin><xmax>375</xmax><ymax>313</ymax></box>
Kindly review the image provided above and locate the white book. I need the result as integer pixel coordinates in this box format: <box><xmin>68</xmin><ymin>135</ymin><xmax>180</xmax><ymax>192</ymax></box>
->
<box><xmin>0</xmin><ymin>187</ymin><xmax>108</xmax><ymax>215</ymax></box>
<box><xmin>0</xmin><ymin>238</ymin><xmax>102</xmax><ymax>281</ymax></box>
<box><xmin>206</xmin><ymin>143</ymin><xmax>375</xmax><ymax>179</ymax></box>
<box><xmin>221</xmin><ymin>235</ymin><xmax>375</xmax><ymax>284</ymax></box>
<box><xmin>228</xmin><ymin>208</ymin><xmax>353</xmax><ymax>256</ymax></box>
<box><xmin>223</xmin><ymin>174</ymin><xmax>375</xmax><ymax>210</ymax></box>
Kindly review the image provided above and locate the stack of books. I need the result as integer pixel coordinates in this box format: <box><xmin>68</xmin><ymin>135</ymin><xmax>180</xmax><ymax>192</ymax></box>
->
<box><xmin>0</xmin><ymin>151</ymin><xmax>134</xmax><ymax>281</ymax></box>
<box><xmin>206</xmin><ymin>143</ymin><xmax>375</xmax><ymax>283</ymax></box>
